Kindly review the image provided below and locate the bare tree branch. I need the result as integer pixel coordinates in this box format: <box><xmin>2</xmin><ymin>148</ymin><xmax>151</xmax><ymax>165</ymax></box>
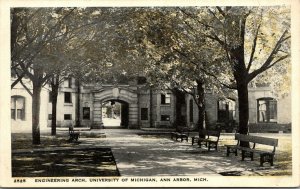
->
<box><xmin>248</xmin><ymin>29</ymin><xmax>289</xmax><ymax>82</ymax></box>
<box><xmin>247</xmin><ymin>24</ymin><xmax>261</xmax><ymax>72</ymax></box>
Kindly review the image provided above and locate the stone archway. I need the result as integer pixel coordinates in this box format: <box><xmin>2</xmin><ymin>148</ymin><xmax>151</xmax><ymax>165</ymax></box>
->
<box><xmin>91</xmin><ymin>87</ymin><xmax>139</xmax><ymax>129</ymax></box>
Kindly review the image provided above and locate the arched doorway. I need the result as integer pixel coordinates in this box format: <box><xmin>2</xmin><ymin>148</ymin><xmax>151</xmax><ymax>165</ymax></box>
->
<box><xmin>91</xmin><ymin>87</ymin><xmax>139</xmax><ymax>129</ymax></box>
<box><xmin>102</xmin><ymin>100</ymin><xmax>129</xmax><ymax>128</ymax></box>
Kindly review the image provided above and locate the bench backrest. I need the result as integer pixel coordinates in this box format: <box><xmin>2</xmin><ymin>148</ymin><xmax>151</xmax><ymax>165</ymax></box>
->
<box><xmin>200</xmin><ymin>129</ymin><xmax>220</xmax><ymax>137</ymax></box>
<box><xmin>206</xmin><ymin>130</ymin><xmax>220</xmax><ymax>137</ymax></box>
<box><xmin>199</xmin><ymin>130</ymin><xmax>220</xmax><ymax>142</ymax></box>
<box><xmin>235</xmin><ymin>134</ymin><xmax>278</xmax><ymax>147</ymax></box>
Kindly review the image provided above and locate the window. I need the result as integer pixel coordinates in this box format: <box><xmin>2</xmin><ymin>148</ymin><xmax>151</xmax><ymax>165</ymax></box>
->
<box><xmin>11</xmin><ymin>109</ymin><xmax>16</xmax><ymax>120</ymax></box>
<box><xmin>49</xmin><ymin>92</ymin><xmax>52</xmax><ymax>103</ymax></box>
<box><xmin>83</xmin><ymin>107</ymin><xmax>90</xmax><ymax>120</ymax></box>
<box><xmin>161</xmin><ymin>93</ymin><xmax>171</xmax><ymax>104</ymax></box>
<box><xmin>64</xmin><ymin>92</ymin><xmax>72</xmax><ymax>103</ymax></box>
<box><xmin>161</xmin><ymin>115</ymin><xmax>170</xmax><ymax>121</ymax></box>
<box><xmin>137</xmin><ymin>76</ymin><xmax>147</xmax><ymax>85</ymax></box>
<box><xmin>11</xmin><ymin>96</ymin><xmax>25</xmax><ymax>120</ymax></box>
<box><xmin>217</xmin><ymin>99</ymin><xmax>236</xmax><ymax>122</ymax></box>
<box><xmin>141</xmin><ymin>108</ymin><xmax>148</xmax><ymax>120</ymax></box>
<box><xmin>64</xmin><ymin>78</ymin><xmax>72</xmax><ymax>88</ymax></box>
<box><xmin>189</xmin><ymin>99</ymin><xmax>193</xmax><ymax>122</ymax></box>
<box><xmin>257</xmin><ymin>98</ymin><xmax>277</xmax><ymax>123</ymax></box>
<box><xmin>64</xmin><ymin>114</ymin><xmax>72</xmax><ymax>120</ymax></box>
<box><xmin>48</xmin><ymin>114</ymin><xmax>52</xmax><ymax>120</ymax></box>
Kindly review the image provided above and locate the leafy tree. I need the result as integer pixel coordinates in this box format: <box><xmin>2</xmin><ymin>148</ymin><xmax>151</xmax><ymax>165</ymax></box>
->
<box><xmin>197</xmin><ymin>7</ymin><xmax>291</xmax><ymax>135</ymax></box>
<box><xmin>10</xmin><ymin>7</ymin><xmax>104</xmax><ymax>143</ymax></box>
<box><xmin>125</xmin><ymin>8</ymin><xmax>230</xmax><ymax>132</ymax></box>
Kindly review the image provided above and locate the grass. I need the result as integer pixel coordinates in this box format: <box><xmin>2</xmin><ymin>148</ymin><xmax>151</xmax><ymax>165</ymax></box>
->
<box><xmin>12</xmin><ymin>148</ymin><xmax>120</xmax><ymax>177</ymax></box>
<box><xmin>11</xmin><ymin>132</ymin><xmax>119</xmax><ymax>177</ymax></box>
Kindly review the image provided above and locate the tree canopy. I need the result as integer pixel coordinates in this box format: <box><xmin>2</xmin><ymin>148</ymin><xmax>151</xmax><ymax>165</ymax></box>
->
<box><xmin>11</xmin><ymin>6</ymin><xmax>291</xmax><ymax>143</ymax></box>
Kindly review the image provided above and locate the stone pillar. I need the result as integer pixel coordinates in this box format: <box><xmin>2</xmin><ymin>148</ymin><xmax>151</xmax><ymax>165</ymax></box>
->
<box><xmin>91</xmin><ymin>100</ymin><xmax>103</xmax><ymax>129</ymax></box>
<box><xmin>128</xmin><ymin>103</ymin><xmax>139</xmax><ymax>129</ymax></box>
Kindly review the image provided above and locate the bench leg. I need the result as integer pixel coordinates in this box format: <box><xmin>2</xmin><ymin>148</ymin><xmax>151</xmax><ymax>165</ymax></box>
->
<box><xmin>242</xmin><ymin>150</ymin><xmax>253</xmax><ymax>161</ymax></box>
<box><xmin>260</xmin><ymin>153</ymin><xmax>274</xmax><ymax>166</ymax></box>
<box><xmin>242</xmin><ymin>151</ymin><xmax>245</xmax><ymax>161</ymax></box>
<box><xmin>226</xmin><ymin>147</ymin><xmax>237</xmax><ymax>157</ymax></box>
<box><xmin>181</xmin><ymin>136</ymin><xmax>188</xmax><ymax>142</ymax></box>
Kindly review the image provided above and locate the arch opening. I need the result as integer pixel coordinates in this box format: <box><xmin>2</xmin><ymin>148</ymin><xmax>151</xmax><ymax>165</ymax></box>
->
<box><xmin>101</xmin><ymin>99</ymin><xmax>129</xmax><ymax>128</ymax></box>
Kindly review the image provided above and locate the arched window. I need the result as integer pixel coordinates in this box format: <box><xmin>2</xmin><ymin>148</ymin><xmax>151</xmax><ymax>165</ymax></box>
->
<box><xmin>257</xmin><ymin>98</ymin><xmax>277</xmax><ymax>123</ymax></box>
<box><xmin>11</xmin><ymin>96</ymin><xmax>25</xmax><ymax>120</ymax></box>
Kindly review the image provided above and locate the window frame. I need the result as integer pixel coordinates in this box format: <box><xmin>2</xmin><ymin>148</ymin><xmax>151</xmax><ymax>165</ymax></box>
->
<box><xmin>11</xmin><ymin>96</ymin><xmax>25</xmax><ymax>121</ymax></box>
<box><xmin>257</xmin><ymin>98</ymin><xmax>277</xmax><ymax>123</ymax></box>
<box><xmin>161</xmin><ymin>93</ymin><xmax>171</xmax><ymax>105</ymax></box>
<box><xmin>161</xmin><ymin>115</ymin><xmax>170</xmax><ymax>121</ymax></box>
<box><xmin>82</xmin><ymin>107</ymin><xmax>90</xmax><ymax>120</ymax></box>
<box><xmin>64</xmin><ymin>114</ymin><xmax>72</xmax><ymax>120</ymax></box>
<box><xmin>64</xmin><ymin>92</ymin><xmax>72</xmax><ymax>103</ymax></box>
<box><xmin>217</xmin><ymin>99</ymin><xmax>236</xmax><ymax>122</ymax></box>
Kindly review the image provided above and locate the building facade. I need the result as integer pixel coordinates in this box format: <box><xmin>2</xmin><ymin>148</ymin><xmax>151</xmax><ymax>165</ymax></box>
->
<box><xmin>11</xmin><ymin>77</ymin><xmax>291</xmax><ymax>133</ymax></box>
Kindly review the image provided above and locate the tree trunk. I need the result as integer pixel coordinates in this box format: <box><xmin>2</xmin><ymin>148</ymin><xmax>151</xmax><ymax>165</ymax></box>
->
<box><xmin>237</xmin><ymin>82</ymin><xmax>249</xmax><ymax>134</ymax></box>
<box><xmin>236</xmin><ymin>81</ymin><xmax>250</xmax><ymax>147</ymax></box>
<box><xmin>51</xmin><ymin>76</ymin><xmax>59</xmax><ymax>136</ymax></box>
<box><xmin>196</xmin><ymin>80</ymin><xmax>205</xmax><ymax>138</ymax></box>
<box><xmin>76</xmin><ymin>79</ymin><xmax>81</xmax><ymax>127</ymax></box>
<box><xmin>32</xmin><ymin>81</ymin><xmax>42</xmax><ymax>145</ymax></box>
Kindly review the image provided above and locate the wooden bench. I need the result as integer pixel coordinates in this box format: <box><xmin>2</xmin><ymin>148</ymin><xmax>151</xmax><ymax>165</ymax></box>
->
<box><xmin>192</xmin><ymin>130</ymin><xmax>220</xmax><ymax>151</ymax></box>
<box><xmin>225</xmin><ymin>134</ymin><xmax>278</xmax><ymax>166</ymax></box>
<box><xmin>171</xmin><ymin>127</ymin><xmax>189</xmax><ymax>142</ymax></box>
<box><xmin>68</xmin><ymin>126</ymin><xmax>80</xmax><ymax>142</ymax></box>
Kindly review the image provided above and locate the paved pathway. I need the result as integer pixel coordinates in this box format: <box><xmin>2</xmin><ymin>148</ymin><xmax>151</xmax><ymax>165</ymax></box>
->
<box><xmin>12</xmin><ymin>129</ymin><xmax>291</xmax><ymax>176</ymax></box>
<box><xmin>102</xmin><ymin>129</ymin><xmax>258</xmax><ymax>176</ymax></box>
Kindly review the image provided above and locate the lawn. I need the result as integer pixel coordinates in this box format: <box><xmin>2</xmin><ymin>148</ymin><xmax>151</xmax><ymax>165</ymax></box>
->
<box><xmin>11</xmin><ymin>131</ymin><xmax>119</xmax><ymax>177</ymax></box>
<box><xmin>12</xmin><ymin>148</ymin><xmax>120</xmax><ymax>177</ymax></box>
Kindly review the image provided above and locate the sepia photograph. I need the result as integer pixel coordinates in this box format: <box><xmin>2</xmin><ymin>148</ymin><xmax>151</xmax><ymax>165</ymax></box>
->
<box><xmin>0</xmin><ymin>0</ymin><xmax>299</xmax><ymax>187</ymax></box>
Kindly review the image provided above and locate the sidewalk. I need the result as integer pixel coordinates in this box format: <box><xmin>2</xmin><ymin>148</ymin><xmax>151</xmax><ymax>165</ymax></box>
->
<box><xmin>11</xmin><ymin>129</ymin><xmax>292</xmax><ymax>176</ymax></box>
<box><xmin>102</xmin><ymin>129</ymin><xmax>291</xmax><ymax>176</ymax></box>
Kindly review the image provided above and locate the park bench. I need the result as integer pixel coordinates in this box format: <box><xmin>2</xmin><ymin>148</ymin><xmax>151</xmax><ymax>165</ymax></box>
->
<box><xmin>225</xmin><ymin>134</ymin><xmax>278</xmax><ymax>166</ymax></box>
<box><xmin>191</xmin><ymin>129</ymin><xmax>220</xmax><ymax>151</ymax></box>
<box><xmin>171</xmin><ymin>127</ymin><xmax>189</xmax><ymax>142</ymax></box>
<box><xmin>68</xmin><ymin>126</ymin><xmax>80</xmax><ymax>142</ymax></box>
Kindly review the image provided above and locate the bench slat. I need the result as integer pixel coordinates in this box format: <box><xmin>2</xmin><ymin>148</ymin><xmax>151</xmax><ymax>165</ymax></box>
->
<box><xmin>235</xmin><ymin>134</ymin><xmax>278</xmax><ymax>146</ymax></box>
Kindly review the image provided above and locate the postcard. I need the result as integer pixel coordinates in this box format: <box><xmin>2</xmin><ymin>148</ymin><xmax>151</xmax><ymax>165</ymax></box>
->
<box><xmin>0</xmin><ymin>0</ymin><xmax>299</xmax><ymax>187</ymax></box>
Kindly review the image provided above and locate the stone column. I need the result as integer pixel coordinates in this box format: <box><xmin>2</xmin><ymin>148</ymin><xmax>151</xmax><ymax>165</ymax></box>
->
<box><xmin>91</xmin><ymin>100</ymin><xmax>103</xmax><ymax>129</ymax></box>
<box><xmin>128</xmin><ymin>103</ymin><xmax>139</xmax><ymax>129</ymax></box>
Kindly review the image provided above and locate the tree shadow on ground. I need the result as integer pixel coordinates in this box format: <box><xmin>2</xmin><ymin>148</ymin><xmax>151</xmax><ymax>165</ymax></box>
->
<box><xmin>109</xmin><ymin>134</ymin><xmax>292</xmax><ymax>176</ymax></box>
<box><xmin>12</xmin><ymin>148</ymin><xmax>120</xmax><ymax>177</ymax></box>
